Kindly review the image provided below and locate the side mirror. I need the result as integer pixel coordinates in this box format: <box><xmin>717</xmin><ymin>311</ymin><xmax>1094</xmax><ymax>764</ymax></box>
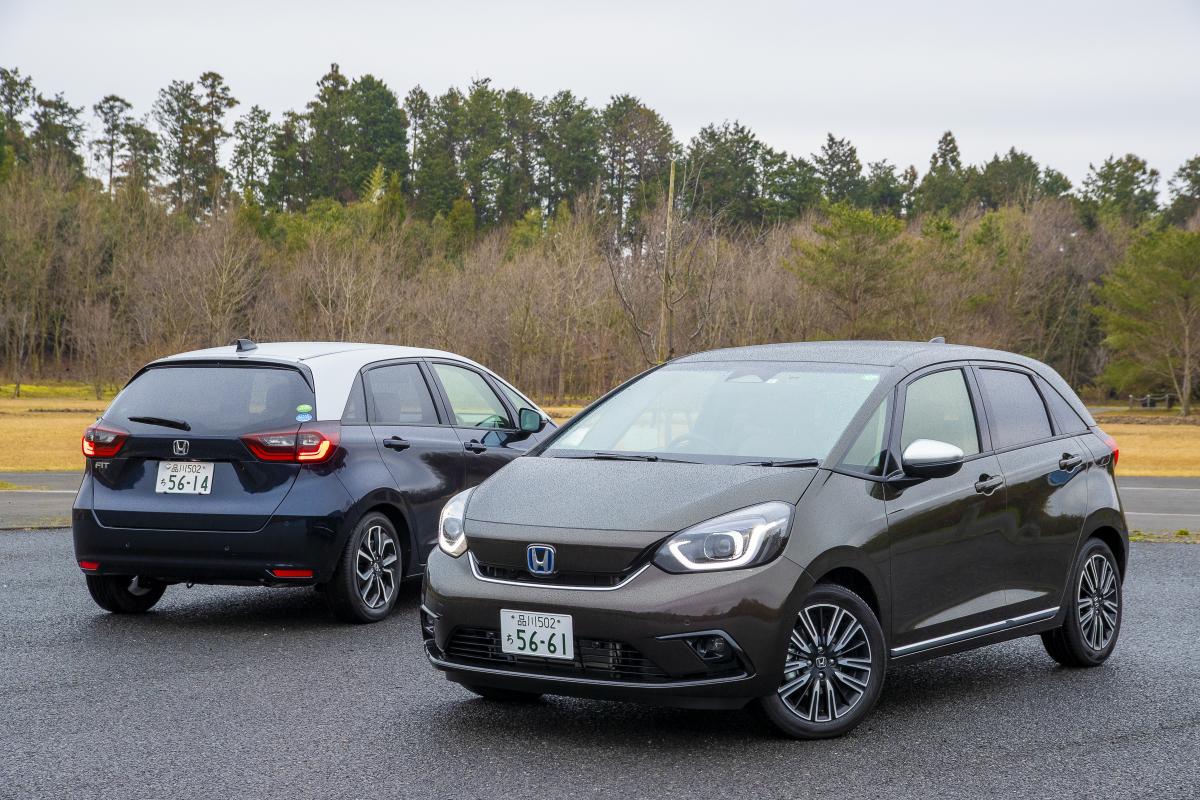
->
<box><xmin>518</xmin><ymin>407</ymin><xmax>546</xmax><ymax>435</ymax></box>
<box><xmin>901</xmin><ymin>439</ymin><xmax>965</xmax><ymax>480</ymax></box>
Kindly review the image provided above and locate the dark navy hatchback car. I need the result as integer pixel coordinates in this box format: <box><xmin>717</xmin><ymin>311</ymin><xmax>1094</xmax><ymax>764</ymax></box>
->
<box><xmin>73</xmin><ymin>340</ymin><xmax>552</xmax><ymax>623</ymax></box>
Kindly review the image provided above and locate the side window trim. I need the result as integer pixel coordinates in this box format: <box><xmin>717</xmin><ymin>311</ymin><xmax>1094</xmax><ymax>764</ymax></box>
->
<box><xmin>425</xmin><ymin>359</ymin><xmax>515</xmax><ymax>430</ymax></box>
<box><xmin>889</xmin><ymin>364</ymin><xmax>988</xmax><ymax>466</ymax></box>
<box><xmin>361</xmin><ymin>359</ymin><xmax>447</xmax><ymax>427</ymax></box>
<box><xmin>968</xmin><ymin>363</ymin><xmax>1065</xmax><ymax>452</ymax></box>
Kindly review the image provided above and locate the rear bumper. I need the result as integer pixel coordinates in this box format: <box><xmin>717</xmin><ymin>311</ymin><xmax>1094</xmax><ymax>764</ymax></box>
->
<box><xmin>422</xmin><ymin>548</ymin><xmax>813</xmax><ymax>709</ymax></box>
<box><xmin>71</xmin><ymin>473</ymin><xmax>353</xmax><ymax>585</ymax></box>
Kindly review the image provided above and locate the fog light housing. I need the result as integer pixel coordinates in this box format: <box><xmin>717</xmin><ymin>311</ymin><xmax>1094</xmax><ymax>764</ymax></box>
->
<box><xmin>692</xmin><ymin>634</ymin><xmax>732</xmax><ymax>662</ymax></box>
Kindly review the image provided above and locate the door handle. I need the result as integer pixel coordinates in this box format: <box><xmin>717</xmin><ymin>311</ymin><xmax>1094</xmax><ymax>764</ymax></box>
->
<box><xmin>383</xmin><ymin>436</ymin><xmax>410</xmax><ymax>451</ymax></box>
<box><xmin>464</xmin><ymin>440</ymin><xmax>487</xmax><ymax>454</ymax></box>
<box><xmin>974</xmin><ymin>474</ymin><xmax>1004</xmax><ymax>495</ymax></box>
<box><xmin>1059</xmin><ymin>453</ymin><xmax>1083</xmax><ymax>470</ymax></box>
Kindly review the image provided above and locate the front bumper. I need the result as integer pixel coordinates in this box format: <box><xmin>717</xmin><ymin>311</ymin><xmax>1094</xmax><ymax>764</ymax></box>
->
<box><xmin>422</xmin><ymin>548</ymin><xmax>813</xmax><ymax>710</ymax></box>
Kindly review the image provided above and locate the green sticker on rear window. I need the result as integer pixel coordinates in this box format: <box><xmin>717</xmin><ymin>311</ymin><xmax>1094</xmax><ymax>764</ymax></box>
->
<box><xmin>296</xmin><ymin>403</ymin><xmax>313</xmax><ymax>413</ymax></box>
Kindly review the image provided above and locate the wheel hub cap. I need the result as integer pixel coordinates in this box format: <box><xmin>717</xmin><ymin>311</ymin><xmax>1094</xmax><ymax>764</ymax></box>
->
<box><xmin>1077</xmin><ymin>553</ymin><xmax>1118</xmax><ymax>651</ymax></box>
<box><xmin>355</xmin><ymin>525</ymin><xmax>398</xmax><ymax>610</ymax></box>
<box><xmin>777</xmin><ymin>602</ymin><xmax>873</xmax><ymax>724</ymax></box>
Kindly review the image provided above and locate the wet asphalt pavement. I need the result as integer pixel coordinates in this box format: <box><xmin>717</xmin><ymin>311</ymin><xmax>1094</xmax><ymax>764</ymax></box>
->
<box><xmin>1</xmin><ymin>530</ymin><xmax>1197</xmax><ymax>800</ymax></box>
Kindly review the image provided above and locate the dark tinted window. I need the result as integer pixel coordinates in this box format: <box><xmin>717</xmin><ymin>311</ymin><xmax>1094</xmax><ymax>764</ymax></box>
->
<box><xmin>978</xmin><ymin>368</ymin><xmax>1052</xmax><ymax>448</ymax></box>
<box><xmin>901</xmin><ymin>369</ymin><xmax>980</xmax><ymax>456</ymax></box>
<box><xmin>342</xmin><ymin>375</ymin><xmax>367</xmax><ymax>423</ymax></box>
<box><xmin>367</xmin><ymin>364</ymin><xmax>439</xmax><ymax>425</ymax></box>
<box><xmin>1038</xmin><ymin>379</ymin><xmax>1089</xmax><ymax>434</ymax></box>
<box><xmin>107</xmin><ymin>366</ymin><xmax>314</xmax><ymax>435</ymax></box>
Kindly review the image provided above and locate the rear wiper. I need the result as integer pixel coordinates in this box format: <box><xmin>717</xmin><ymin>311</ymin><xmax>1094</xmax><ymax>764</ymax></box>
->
<box><xmin>736</xmin><ymin>458</ymin><xmax>820</xmax><ymax>468</ymax></box>
<box><xmin>555</xmin><ymin>452</ymin><xmax>696</xmax><ymax>464</ymax></box>
<box><xmin>127</xmin><ymin>415</ymin><xmax>191</xmax><ymax>431</ymax></box>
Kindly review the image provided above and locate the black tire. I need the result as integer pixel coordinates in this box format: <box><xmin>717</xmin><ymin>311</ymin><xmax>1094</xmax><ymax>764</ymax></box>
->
<box><xmin>754</xmin><ymin>583</ymin><xmax>886</xmax><ymax>739</ymax></box>
<box><xmin>462</xmin><ymin>684</ymin><xmax>543</xmax><ymax>703</ymax></box>
<box><xmin>326</xmin><ymin>512</ymin><xmax>403</xmax><ymax>624</ymax></box>
<box><xmin>1041</xmin><ymin>538</ymin><xmax>1122</xmax><ymax>667</ymax></box>
<box><xmin>85</xmin><ymin>575</ymin><xmax>166</xmax><ymax>614</ymax></box>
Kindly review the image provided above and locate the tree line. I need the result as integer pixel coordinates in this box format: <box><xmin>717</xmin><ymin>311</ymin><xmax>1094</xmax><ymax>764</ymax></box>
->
<box><xmin>1</xmin><ymin>64</ymin><xmax>1198</xmax><ymax>413</ymax></box>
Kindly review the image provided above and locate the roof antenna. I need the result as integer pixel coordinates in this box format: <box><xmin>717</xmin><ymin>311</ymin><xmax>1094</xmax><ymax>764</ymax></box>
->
<box><xmin>928</xmin><ymin>336</ymin><xmax>946</xmax><ymax>344</ymax></box>
<box><xmin>233</xmin><ymin>337</ymin><xmax>257</xmax><ymax>352</ymax></box>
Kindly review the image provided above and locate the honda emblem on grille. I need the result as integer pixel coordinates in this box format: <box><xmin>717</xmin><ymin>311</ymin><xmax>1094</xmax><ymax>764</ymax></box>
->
<box><xmin>172</xmin><ymin>439</ymin><xmax>190</xmax><ymax>456</ymax></box>
<box><xmin>527</xmin><ymin>544</ymin><xmax>556</xmax><ymax>576</ymax></box>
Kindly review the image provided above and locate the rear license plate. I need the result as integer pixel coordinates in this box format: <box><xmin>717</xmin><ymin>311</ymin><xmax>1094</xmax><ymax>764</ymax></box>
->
<box><xmin>500</xmin><ymin>609</ymin><xmax>574</xmax><ymax>660</ymax></box>
<box><xmin>155</xmin><ymin>461</ymin><xmax>214</xmax><ymax>494</ymax></box>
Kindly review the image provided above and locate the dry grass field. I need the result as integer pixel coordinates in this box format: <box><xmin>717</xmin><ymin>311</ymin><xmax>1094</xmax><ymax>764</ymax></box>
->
<box><xmin>0</xmin><ymin>391</ymin><xmax>1195</xmax><ymax>476</ymax></box>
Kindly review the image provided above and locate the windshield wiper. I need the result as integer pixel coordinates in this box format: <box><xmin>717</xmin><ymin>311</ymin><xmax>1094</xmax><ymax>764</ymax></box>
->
<box><xmin>736</xmin><ymin>458</ymin><xmax>820</xmax><ymax>468</ymax></box>
<box><xmin>554</xmin><ymin>452</ymin><xmax>696</xmax><ymax>464</ymax></box>
<box><xmin>126</xmin><ymin>415</ymin><xmax>191</xmax><ymax>431</ymax></box>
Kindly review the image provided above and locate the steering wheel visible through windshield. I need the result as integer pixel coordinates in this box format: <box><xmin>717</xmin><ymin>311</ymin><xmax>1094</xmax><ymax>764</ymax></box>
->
<box><xmin>545</xmin><ymin>361</ymin><xmax>884</xmax><ymax>465</ymax></box>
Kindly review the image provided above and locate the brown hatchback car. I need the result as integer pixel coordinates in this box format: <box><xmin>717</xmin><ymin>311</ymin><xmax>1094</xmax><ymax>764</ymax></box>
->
<box><xmin>422</xmin><ymin>341</ymin><xmax>1126</xmax><ymax>738</ymax></box>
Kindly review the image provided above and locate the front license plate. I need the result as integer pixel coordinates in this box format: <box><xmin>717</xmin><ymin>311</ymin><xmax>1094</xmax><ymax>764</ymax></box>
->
<box><xmin>500</xmin><ymin>609</ymin><xmax>574</xmax><ymax>660</ymax></box>
<box><xmin>155</xmin><ymin>461</ymin><xmax>214</xmax><ymax>494</ymax></box>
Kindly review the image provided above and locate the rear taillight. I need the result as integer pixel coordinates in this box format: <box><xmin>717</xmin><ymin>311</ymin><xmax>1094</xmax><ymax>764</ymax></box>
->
<box><xmin>242</xmin><ymin>424</ymin><xmax>340</xmax><ymax>464</ymax></box>
<box><xmin>1097</xmin><ymin>428</ymin><xmax>1119</xmax><ymax>468</ymax></box>
<box><xmin>82</xmin><ymin>422</ymin><xmax>128</xmax><ymax>458</ymax></box>
<box><xmin>78</xmin><ymin>560</ymin><xmax>100</xmax><ymax>572</ymax></box>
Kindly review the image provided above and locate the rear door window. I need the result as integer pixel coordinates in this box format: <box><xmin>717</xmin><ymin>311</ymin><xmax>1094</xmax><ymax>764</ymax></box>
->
<box><xmin>366</xmin><ymin>364</ymin><xmax>440</xmax><ymax>425</ymax></box>
<box><xmin>977</xmin><ymin>368</ymin><xmax>1053</xmax><ymax>448</ymax></box>
<box><xmin>106</xmin><ymin>365</ymin><xmax>314</xmax><ymax>435</ymax></box>
<box><xmin>901</xmin><ymin>369</ymin><xmax>980</xmax><ymax>456</ymax></box>
<box><xmin>432</xmin><ymin>363</ymin><xmax>512</xmax><ymax>429</ymax></box>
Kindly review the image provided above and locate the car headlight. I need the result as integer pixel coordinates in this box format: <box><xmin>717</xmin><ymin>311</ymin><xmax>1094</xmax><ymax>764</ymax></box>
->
<box><xmin>438</xmin><ymin>487</ymin><xmax>475</xmax><ymax>557</ymax></box>
<box><xmin>653</xmin><ymin>501</ymin><xmax>794</xmax><ymax>573</ymax></box>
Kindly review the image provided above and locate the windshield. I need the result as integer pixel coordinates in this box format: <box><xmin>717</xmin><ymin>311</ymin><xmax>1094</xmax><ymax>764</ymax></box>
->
<box><xmin>545</xmin><ymin>361</ymin><xmax>883</xmax><ymax>464</ymax></box>
<box><xmin>107</xmin><ymin>365</ymin><xmax>315</xmax><ymax>436</ymax></box>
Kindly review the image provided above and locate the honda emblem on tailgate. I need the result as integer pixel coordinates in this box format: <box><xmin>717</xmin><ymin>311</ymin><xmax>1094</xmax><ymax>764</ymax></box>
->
<box><xmin>527</xmin><ymin>544</ymin><xmax>556</xmax><ymax>576</ymax></box>
<box><xmin>172</xmin><ymin>439</ymin><xmax>190</xmax><ymax>456</ymax></box>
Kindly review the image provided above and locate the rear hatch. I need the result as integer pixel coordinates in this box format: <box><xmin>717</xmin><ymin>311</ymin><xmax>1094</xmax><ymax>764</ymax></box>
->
<box><xmin>88</xmin><ymin>362</ymin><xmax>315</xmax><ymax>532</ymax></box>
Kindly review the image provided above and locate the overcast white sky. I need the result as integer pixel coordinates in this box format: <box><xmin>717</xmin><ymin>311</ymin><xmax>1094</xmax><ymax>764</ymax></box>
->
<box><xmin>2</xmin><ymin>0</ymin><xmax>1198</xmax><ymax>190</ymax></box>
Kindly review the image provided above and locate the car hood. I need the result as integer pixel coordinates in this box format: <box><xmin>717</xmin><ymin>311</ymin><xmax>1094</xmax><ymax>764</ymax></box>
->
<box><xmin>466</xmin><ymin>456</ymin><xmax>817</xmax><ymax>533</ymax></box>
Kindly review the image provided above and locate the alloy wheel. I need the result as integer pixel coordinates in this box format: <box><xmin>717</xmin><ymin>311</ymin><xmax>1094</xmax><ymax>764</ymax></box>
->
<box><xmin>777</xmin><ymin>602</ymin><xmax>873</xmax><ymax>723</ymax></box>
<box><xmin>355</xmin><ymin>524</ymin><xmax>398</xmax><ymax>609</ymax></box>
<box><xmin>1078</xmin><ymin>553</ymin><xmax>1118</xmax><ymax>650</ymax></box>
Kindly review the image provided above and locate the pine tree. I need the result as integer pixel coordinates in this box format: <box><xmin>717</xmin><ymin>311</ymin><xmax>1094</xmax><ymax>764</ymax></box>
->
<box><xmin>196</xmin><ymin>71</ymin><xmax>238</xmax><ymax>209</ymax></box>
<box><xmin>29</xmin><ymin>92</ymin><xmax>84</xmax><ymax>170</ymax></box>
<box><xmin>91</xmin><ymin>94</ymin><xmax>132</xmax><ymax>195</ymax></box>
<box><xmin>813</xmin><ymin>134</ymin><xmax>865</xmax><ymax>206</ymax></box>
<box><xmin>307</xmin><ymin>64</ymin><xmax>352</xmax><ymax>201</ymax></box>
<box><xmin>153</xmin><ymin>79</ymin><xmax>204</xmax><ymax>212</ymax></box>
<box><xmin>345</xmin><ymin>75</ymin><xmax>409</xmax><ymax>202</ymax></box>
<box><xmin>231</xmin><ymin>105</ymin><xmax>273</xmax><ymax>202</ymax></box>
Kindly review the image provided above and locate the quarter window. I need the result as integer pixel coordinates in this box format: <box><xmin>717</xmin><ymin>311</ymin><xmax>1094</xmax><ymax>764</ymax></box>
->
<box><xmin>901</xmin><ymin>369</ymin><xmax>980</xmax><ymax>456</ymax></box>
<box><xmin>842</xmin><ymin>398</ymin><xmax>891</xmax><ymax>475</ymax></box>
<box><xmin>367</xmin><ymin>364</ymin><xmax>439</xmax><ymax>425</ymax></box>
<box><xmin>977</xmin><ymin>369</ymin><xmax>1053</xmax><ymax>448</ymax></box>
<box><xmin>1038</xmin><ymin>378</ymin><xmax>1089</xmax><ymax>435</ymax></box>
<box><xmin>433</xmin><ymin>363</ymin><xmax>511</xmax><ymax>429</ymax></box>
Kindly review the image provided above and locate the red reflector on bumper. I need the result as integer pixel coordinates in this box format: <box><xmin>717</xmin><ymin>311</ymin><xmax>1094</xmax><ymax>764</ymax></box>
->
<box><xmin>270</xmin><ymin>568</ymin><xmax>313</xmax><ymax>579</ymax></box>
<box><xmin>79</xmin><ymin>560</ymin><xmax>100</xmax><ymax>571</ymax></box>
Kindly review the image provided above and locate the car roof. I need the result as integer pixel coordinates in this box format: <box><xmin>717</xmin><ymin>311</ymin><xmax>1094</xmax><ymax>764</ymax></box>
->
<box><xmin>677</xmin><ymin>339</ymin><xmax>1094</xmax><ymax>425</ymax></box>
<box><xmin>147</xmin><ymin>342</ymin><xmax>542</xmax><ymax>422</ymax></box>
<box><xmin>159</xmin><ymin>341</ymin><xmax>470</xmax><ymax>366</ymax></box>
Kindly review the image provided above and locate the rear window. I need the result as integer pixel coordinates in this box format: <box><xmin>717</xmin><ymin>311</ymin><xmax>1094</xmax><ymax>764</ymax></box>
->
<box><xmin>107</xmin><ymin>365</ymin><xmax>315</xmax><ymax>436</ymax></box>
